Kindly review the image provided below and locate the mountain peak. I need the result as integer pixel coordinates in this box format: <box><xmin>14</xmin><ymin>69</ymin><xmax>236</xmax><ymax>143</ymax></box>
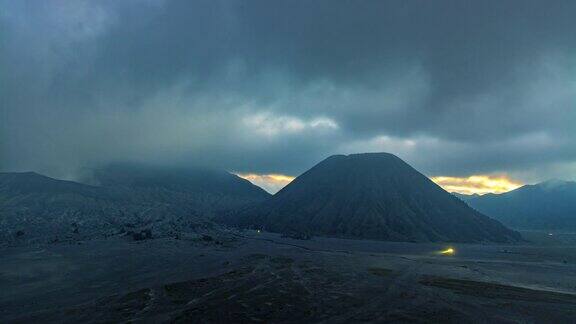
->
<box><xmin>225</xmin><ymin>153</ymin><xmax>520</xmax><ymax>243</ymax></box>
<box><xmin>327</xmin><ymin>152</ymin><xmax>402</xmax><ymax>162</ymax></box>
<box><xmin>347</xmin><ymin>152</ymin><xmax>398</xmax><ymax>158</ymax></box>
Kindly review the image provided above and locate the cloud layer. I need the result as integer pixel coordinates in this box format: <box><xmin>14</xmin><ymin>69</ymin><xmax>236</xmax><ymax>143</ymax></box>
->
<box><xmin>1</xmin><ymin>0</ymin><xmax>575</xmax><ymax>183</ymax></box>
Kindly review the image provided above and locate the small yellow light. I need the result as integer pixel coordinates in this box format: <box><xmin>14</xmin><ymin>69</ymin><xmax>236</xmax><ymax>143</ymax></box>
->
<box><xmin>440</xmin><ymin>248</ymin><xmax>455</xmax><ymax>255</ymax></box>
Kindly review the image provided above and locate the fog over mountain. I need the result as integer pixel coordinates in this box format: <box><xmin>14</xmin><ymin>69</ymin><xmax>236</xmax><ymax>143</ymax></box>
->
<box><xmin>1</xmin><ymin>1</ymin><xmax>576</xmax><ymax>183</ymax></box>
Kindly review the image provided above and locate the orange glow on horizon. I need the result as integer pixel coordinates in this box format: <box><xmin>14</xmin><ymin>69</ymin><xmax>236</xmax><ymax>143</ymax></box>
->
<box><xmin>238</xmin><ymin>172</ymin><xmax>521</xmax><ymax>196</ymax></box>
<box><xmin>235</xmin><ymin>173</ymin><xmax>295</xmax><ymax>193</ymax></box>
<box><xmin>238</xmin><ymin>173</ymin><xmax>295</xmax><ymax>182</ymax></box>
<box><xmin>431</xmin><ymin>175</ymin><xmax>522</xmax><ymax>195</ymax></box>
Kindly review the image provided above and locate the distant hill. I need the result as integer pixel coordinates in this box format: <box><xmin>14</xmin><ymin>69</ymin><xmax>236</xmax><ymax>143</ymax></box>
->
<box><xmin>0</xmin><ymin>165</ymin><xmax>270</xmax><ymax>244</ymax></box>
<box><xmin>222</xmin><ymin>153</ymin><xmax>520</xmax><ymax>243</ymax></box>
<box><xmin>451</xmin><ymin>192</ymin><xmax>480</xmax><ymax>201</ymax></box>
<box><xmin>93</xmin><ymin>163</ymin><xmax>270</xmax><ymax>217</ymax></box>
<box><xmin>458</xmin><ymin>180</ymin><xmax>576</xmax><ymax>230</ymax></box>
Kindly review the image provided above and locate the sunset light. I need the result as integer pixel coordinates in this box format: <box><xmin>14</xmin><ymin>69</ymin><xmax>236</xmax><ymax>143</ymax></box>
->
<box><xmin>431</xmin><ymin>175</ymin><xmax>522</xmax><ymax>195</ymax></box>
<box><xmin>236</xmin><ymin>173</ymin><xmax>295</xmax><ymax>194</ymax></box>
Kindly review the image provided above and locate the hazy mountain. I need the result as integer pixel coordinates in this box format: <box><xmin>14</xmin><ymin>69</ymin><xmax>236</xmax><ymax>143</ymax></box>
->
<box><xmin>223</xmin><ymin>153</ymin><xmax>520</xmax><ymax>243</ymax></box>
<box><xmin>452</xmin><ymin>192</ymin><xmax>480</xmax><ymax>201</ymax></box>
<box><xmin>92</xmin><ymin>163</ymin><xmax>270</xmax><ymax>216</ymax></box>
<box><xmin>0</xmin><ymin>166</ymin><xmax>269</xmax><ymax>244</ymax></box>
<box><xmin>460</xmin><ymin>180</ymin><xmax>576</xmax><ymax>230</ymax></box>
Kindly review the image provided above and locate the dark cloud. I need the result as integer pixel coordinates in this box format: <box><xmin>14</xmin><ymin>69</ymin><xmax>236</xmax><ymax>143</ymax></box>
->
<box><xmin>1</xmin><ymin>0</ymin><xmax>575</xmax><ymax>182</ymax></box>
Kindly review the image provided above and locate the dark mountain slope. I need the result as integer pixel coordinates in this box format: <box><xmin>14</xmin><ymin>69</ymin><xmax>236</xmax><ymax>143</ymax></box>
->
<box><xmin>0</xmin><ymin>166</ymin><xmax>270</xmax><ymax>244</ymax></box>
<box><xmin>462</xmin><ymin>180</ymin><xmax>576</xmax><ymax>230</ymax></box>
<box><xmin>93</xmin><ymin>163</ymin><xmax>270</xmax><ymax>217</ymax></box>
<box><xmin>224</xmin><ymin>153</ymin><xmax>520</xmax><ymax>243</ymax></box>
<box><xmin>0</xmin><ymin>172</ymin><xmax>98</xmax><ymax>196</ymax></box>
<box><xmin>0</xmin><ymin>172</ymin><xmax>125</xmax><ymax>243</ymax></box>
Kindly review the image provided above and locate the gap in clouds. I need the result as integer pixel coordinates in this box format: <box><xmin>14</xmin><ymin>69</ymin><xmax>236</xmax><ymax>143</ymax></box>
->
<box><xmin>238</xmin><ymin>171</ymin><xmax>523</xmax><ymax>196</ymax></box>
<box><xmin>235</xmin><ymin>173</ymin><xmax>295</xmax><ymax>194</ymax></box>
<box><xmin>431</xmin><ymin>175</ymin><xmax>523</xmax><ymax>195</ymax></box>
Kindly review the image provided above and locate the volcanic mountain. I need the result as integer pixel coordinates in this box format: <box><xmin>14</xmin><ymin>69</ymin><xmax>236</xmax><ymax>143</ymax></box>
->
<box><xmin>459</xmin><ymin>179</ymin><xmax>576</xmax><ymax>230</ymax></box>
<box><xmin>0</xmin><ymin>165</ymin><xmax>269</xmax><ymax>244</ymax></box>
<box><xmin>225</xmin><ymin>153</ymin><xmax>521</xmax><ymax>243</ymax></box>
<box><xmin>91</xmin><ymin>163</ymin><xmax>270</xmax><ymax>216</ymax></box>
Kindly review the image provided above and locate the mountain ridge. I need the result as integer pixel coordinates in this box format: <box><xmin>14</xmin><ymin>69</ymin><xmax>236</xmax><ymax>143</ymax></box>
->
<box><xmin>0</xmin><ymin>165</ymin><xmax>270</xmax><ymax>244</ymax></box>
<box><xmin>222</xmin><ymin>153</ymin><xmax>521</xmax><ymax>243</ymax></box>
<box><xmin>460</xmin><ymin>179</ymin><xmax>576</xmax><ymax>230</ymax></box>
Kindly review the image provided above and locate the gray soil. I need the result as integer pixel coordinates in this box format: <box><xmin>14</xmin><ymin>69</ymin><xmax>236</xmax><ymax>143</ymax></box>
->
<box><xmin>1</xmin><ymin>231</ymin><xmax>576</xmax><ymax>323</ymax></box>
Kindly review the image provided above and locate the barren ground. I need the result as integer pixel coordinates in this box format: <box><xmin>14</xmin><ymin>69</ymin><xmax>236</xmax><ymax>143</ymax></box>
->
<box><xmin>1</xmin><ymin>231</ymin><xmax>576</xmax><ymax>323</ymax></box>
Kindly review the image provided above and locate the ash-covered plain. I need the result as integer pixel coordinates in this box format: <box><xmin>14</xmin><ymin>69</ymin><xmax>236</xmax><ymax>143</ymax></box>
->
<box><xmin>1</xmin><ymin>230</ymin><xmax>575</xmax><ymax>323</ymax></box>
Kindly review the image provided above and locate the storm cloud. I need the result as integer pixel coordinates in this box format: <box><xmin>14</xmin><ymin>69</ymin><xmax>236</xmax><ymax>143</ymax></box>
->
<box><xmin>1</xmin><ymin>0</ymin><xmax>575</xmax><ymax>184</ymax></box>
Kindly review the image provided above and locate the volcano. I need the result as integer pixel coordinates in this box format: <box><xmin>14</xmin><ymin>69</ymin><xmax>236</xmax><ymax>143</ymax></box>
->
<box><xmin>0</xmin><ymin>166</ymin><xmax>270</xmax><ymax>243</ymax></box>
<box><xmin>225</xmin><ymin>153</ymin><xmax>521</xmax><ymax>243</ymax></box>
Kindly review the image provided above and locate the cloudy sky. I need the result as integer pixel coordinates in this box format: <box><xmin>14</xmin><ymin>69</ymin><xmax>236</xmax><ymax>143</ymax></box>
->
<box><xmin>1</xmin><ymin>0</ymin><xmax>575</xmax><ymax>193</ymax></box>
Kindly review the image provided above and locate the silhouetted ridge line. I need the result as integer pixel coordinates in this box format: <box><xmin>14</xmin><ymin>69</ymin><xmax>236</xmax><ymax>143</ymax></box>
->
<box><xmin>222</xmin><ymin>153</ymin><xmax>521</xmax><ymax>243</ymax></box>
